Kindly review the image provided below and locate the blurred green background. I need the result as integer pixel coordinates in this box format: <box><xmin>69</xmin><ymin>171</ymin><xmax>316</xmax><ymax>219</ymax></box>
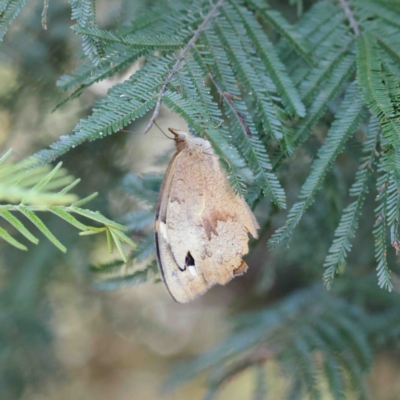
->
<box><xmin>1</xmin><ymin>1</ymin><xmax>400</xmax><ymax>399</ymax></box>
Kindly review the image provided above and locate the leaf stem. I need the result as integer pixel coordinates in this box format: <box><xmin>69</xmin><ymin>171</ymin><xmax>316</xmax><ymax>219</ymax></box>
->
<box><xmin>142</xmin><ymin>0</ymin><xmax>225</xmax><ymax>135</ymax></box>
<box><xmin>207</xmin><ymin>71</ymin><xmax>252</xmax><ymax>137</ymax></box>
<box><xmin>338</xmin><ymin>0</ymin><xmax>360</xmax><ymax>36</ymax></box>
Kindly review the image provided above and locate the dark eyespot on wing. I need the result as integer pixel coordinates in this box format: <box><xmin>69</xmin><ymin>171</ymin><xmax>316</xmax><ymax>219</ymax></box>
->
<box><xmin>185</xmin><ymin>251</ymin><xmax>195</xmax><ymax>267</ymax></box>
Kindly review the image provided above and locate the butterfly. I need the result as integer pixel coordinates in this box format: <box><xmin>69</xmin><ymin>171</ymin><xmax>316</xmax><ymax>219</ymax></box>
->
<box><xmin>155</xmin><ymin>128</ymin><xmax>259</xmax><ymax>303</ymax></box>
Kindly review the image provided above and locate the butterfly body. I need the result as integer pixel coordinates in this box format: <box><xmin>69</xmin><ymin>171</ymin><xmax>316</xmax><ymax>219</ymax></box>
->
<box><xmin>155</xmin><ymin>129</ymin><xmax>259</xmax><ymax>303</ymax></box>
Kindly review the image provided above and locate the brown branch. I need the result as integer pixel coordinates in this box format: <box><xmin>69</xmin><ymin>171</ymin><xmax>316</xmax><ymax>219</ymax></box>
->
<box><xmin>338</xmin><ymin>0</ymin><xmax>360</xmax><ymax>36</ymax></box>
<box><xmin>207</xmin><ymin>71</ymin><xmax>253</xmax><ymax>137</ymax></box>
<box><xmin>142</xmin><ymin>0</ymin><xmax>225</xmax><ymax>135</ymax></box>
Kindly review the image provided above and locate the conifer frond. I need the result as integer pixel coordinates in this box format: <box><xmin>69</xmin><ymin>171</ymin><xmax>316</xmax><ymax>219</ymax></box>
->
<box><xmin>132</xmin><ymin>232</ymin><xmax>155</xmax><ymax>263</ymax></box>
<box><xmin>92</xmin><ymin>261</ymin><xmax>158</xmax><ymax>291</ymax></box>
<box><xmin>322</xmin><ymin>351</ymin><xmax>346</xmax><ymax>400</ymax></box>
<box><xmin>227</xmin><ymin>2</ymin><xmax>305</xmax><ymax>118</ymax></box>
<box><xmin>212</xmin><ymin>17</ymin><xmax>286</xmax><ymax>206</ymax></box>
<box><xmin>378</xmin><ymin>44</ymin><xmax>400</xmax><ymax>83</ymax></box>
<box><xmin>292</xmin><ymin>56</ymin><xmax>355</xmax><ymax>147</ymax></box>
<box><xmin>247</xmin><ymin>0</ymin><xmax>310</xmax><ymax>60</ymax></box>
<box><xmin>299</xmin><ymin>35</ymin><xmax>352</xmax><ymax>106</ymax></box>
<box><xmin>87</xmin><ymin>170</ymin><xmax>164</xmax><ymax>289</ymax></box>
<box><xmin>0</xmin><ymin>151</ymin><xmax>77</xmax><ymax>205</ymax></box>
<box><xmin>71</xmin><ymin>25</ymin><xmax>184</xmax><ymax>51</ymax></box>
<box><xmin>361</xmin><ymin>1</ymin><xmax>400</xmax><ymax>30</ymax></box>
<box><xmin>166</xmin><ymin>285</ymin><xmax>372</xmax><ymax>399</ymax></box>
<box><xmin>57</xmin><ymin>3</ymin><xmax>195</xmax><ymax>97</ymax></box>
<box><xmin>33</xmin><ymin>0</ymin><xmax>302</xmax><ymax>211</ymax></box>
<box><xmin>69</xmin><ymin>0</ymin><xmax>93</xmax><ymax>27</ymax></box>
<box><xmin>141</xmin><ymin>0</ymin><xmax>226</xmax><ymax>136</ymax></box>
<box><xmin>356</xmin><ymin>32</ymin><xmax>400</xmax><ymax>152</ymax></box>
<box><xmin>291</xmin><ymin>335</ymin><xmax>321</xmax><ymax>400</ymax></box>
<box><xmin>18</xmin><ymin>0</ymin><xmax>400</xmax><ymax>297</ymax></box>
<box><xmin>323</xmin><ymin>118</ymin><xmax>379</xmax><ymax>289</ymax></box>
<box><xmin>205</xmin><ymin>69</ymin><xmax>286</xmax><ymax>204</ymax></box>
<box><xmin>0</xmin><ymin>150</ymin><xmax>135</xmax><ymax>258</ymax></box>
<box><xmin>386</xmin><ymin>177</ymin><xmax>400</xmax><ymax>229</ymax></box>
<box><xmin>373</xmin><ymin>170</ymin><xmax>393</xmax><ymax>292</ymax></box>
<box><xmin>56</xmin><ymin>46</ymin><xmax>143</xmax><ymax>94</ymax></box>
<box><xmin>5</xmin><ymin>2</ymin><xmax>400</xmax><ymax>399</ymax></box>
<box><xmin>69</xmin><ymin>0</ymin><xmax>104</xmax><ymax>65</ymax></box>
<box><xmin>121</xmin><ymin>173</ymin><xmax>161</xmax><ymax>205</ymax></box>
<box><xmin>289</xmin><ymin>5</ymin><xmax>344</xmax><ymax>64</ymax></box>
<box><xmin>0</xmin><ymin>0</ymin><xmax>26</xmax><ymax>41</ymax></box>
<box><xmin>32</xmin><ymin>57</ymin><xmax>175</xmax><ymax>166</ymax></box>
<box><xmin>121</xmin><ymin>209</ymin><xmax>153</xmax><ymax>233</ymax></box>
<box><xmin>90</xmin><ymin>229</ymin><xmax>157</xmax><ymax>290</ymax></box>
<box><xmin>278</xmin><ymin>2</ymin><xmax>333</xmax><ymax>79</ymax></box>
<box><xmin>316</xmin><ymin>316</ymin><xmax>369</xmax><ymax>399</ymax></box>
<box><xmin>199</xmin><ymin>34</ymin><xmax>278</xmax><ymax>201</ymax></box>
<box><xmin>356</xmin><ymin>34</ymin><xmax>385</xmax><ymax>97</ymax></box>
<box><xmin>90</xmin><ymin>258</ymin><xmax>127</xmax><ymax>275</ymax></box>
<box><xmin>203</xmin><ymin>27</ymin><xmax>287</xmax><ymax>149</ymax></box>
<box><xmin>269</xmin><ymin>84</ymin><xmax>365</xmax><ymax>248</ymax></box>
<box><xmin>374</xmin><ymin>25</ymin><xmax>400</xmax><ymax>77</ymax></box>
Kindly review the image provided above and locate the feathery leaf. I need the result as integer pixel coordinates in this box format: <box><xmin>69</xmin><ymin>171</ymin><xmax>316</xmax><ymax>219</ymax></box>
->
<box><xmin>0</xmin><ymin>0</ymin><xmax>26</xmax><ymax>41</ymax></box>
<box><xmin>269</xmin><ymin>84</ymin><xmax>365</xmax><ymax>248</ymax></box>
<box><xmin>323</xmin><ymin>118</ymin><xmax>379</xmax><ymax>288</ymax></box>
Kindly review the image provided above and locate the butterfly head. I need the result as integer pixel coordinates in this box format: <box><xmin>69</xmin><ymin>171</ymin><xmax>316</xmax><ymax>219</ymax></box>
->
<box><xmin>168</xmin><ymin>128</ymin><xmax>212</xmax><ymax>155</ymax></box>
<box><xmin>168</xmin><ymin>128</ymin><xmax>187</xmax><ymax>142</ymax></box>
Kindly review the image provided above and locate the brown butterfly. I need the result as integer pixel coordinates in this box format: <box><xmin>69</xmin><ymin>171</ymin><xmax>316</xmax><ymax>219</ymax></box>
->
<box><xmin>155</xmin><ymin>128</ymin><xmax>259</xmax><ymax>303</ymax></box>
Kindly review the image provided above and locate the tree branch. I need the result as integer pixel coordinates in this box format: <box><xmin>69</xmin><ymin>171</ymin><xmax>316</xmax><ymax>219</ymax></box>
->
<box><xmin>207</xmin><ymin>71</ymin><xmax>252</xmax><ymax>137</ymax></box>
<box><xmin>338</xmin><ymin>0</ymin><xmax>360</xmax><ymax>36</ymax></box>
<box><xmin>142</xmin><ymin>0</ymin><xmax>225</xmax><ymax>135</ymax></box>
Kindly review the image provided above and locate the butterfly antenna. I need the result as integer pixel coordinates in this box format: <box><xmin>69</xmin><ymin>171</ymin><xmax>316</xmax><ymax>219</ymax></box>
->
<box><xmin>154</xmin><ymin>120</ymin><xmax>174</xmax><ymax>139</ymax></box>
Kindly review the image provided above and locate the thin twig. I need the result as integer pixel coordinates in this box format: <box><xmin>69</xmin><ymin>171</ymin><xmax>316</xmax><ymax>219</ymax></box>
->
<box><xmin>338</xmin><ymin>0</ymin><xmax>360</xmax><ymax>36</ymax></box>
<box><xmin>142</xmin><ymin>0</ymin><xmax>225</xmax><ymax>135</ymax></box>
<box><xmin>207</xmin><ymin>71</ymin><xmax>253</xmax><ymax>137</ymax></box>
<box><xmin>41</xmin><ymin>0</ymin><xmax>49</xmax><ymax>30</ymax></box>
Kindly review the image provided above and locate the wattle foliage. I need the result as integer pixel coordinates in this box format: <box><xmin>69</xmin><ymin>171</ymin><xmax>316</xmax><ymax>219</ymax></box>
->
<box><xmin>2</xmin><ymin>0</ymin><xmax>400</xmax><ymax>398</ymax></box>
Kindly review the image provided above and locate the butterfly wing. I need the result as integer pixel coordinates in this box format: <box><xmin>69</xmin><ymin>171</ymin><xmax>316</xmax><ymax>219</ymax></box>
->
<box><xmin>155</xmin><ymin>149</ymin><xmax>184</xmax><ymax>300</ymax></box>
<box><xmin>155</xmin><ymin>140</ymin><xmax>258</xmax><ymax>303</ymax></box>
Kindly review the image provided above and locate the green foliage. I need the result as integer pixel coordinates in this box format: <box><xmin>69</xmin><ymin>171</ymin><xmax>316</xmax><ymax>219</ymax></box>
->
<box><xmin>323</xmin><ymin>118</ymin><xmax>379</xmax><ymax>288</ymax></box>
<box><xmin>0</xmin><ymin>0</ymin><xmax>26</xmax><ymax>41</ymax></box>
<box><xmin>90</xmin><ymin>260</ymin><xmax>158</xmax><ymax>291</ymax></box>
<box><xmin>30</xmin><ymin>0</ymin><xmax>400</xmax><ymax>378</ymax></box>
<box><xmin>165</xmin><ymin>282</ymin><xmax>400</xmax><ymax>399</ymax></box>
<box><xmin>3</xmin><ymin>0</ymin><xmax>400</xmax><ymax>399</ymax></box>
<box><xmin>265</xmin><ymin>0</ymin><xmax>400</xmax><ymax>293</ymax></box>
<box><xmin>269</xmin><ymin>83</ymin><xmax>365</xmax><ymax>248</ymax></box>
<box><xmin>227</xmin><ymin>1</ymin><xmax>305</xmax><ymax>118</ymax></box>
<box><xmin>69</xmin><ymin>0</ymin><xmax>104</xmax><ymax>65</ymax></box>
<box><xmin>248</xmin><ymin>0</ymin><xmax>310</xmax><ymax>60</ymax></box>
<box><xmin>373</xmin><ymin>170</ymin><xmax>393</xmax><ymax>291</ymax></box>
<box><xmin>32</xmin><ymin>0</ymin><xmax>306</xmax><ymax>210</ymax></box>
<box><xmin>0</xmin><ymin>149</ymin><xmax>135</xmax><ymax>259</ymax></box>
<box><xmin>88</xmin><ymin>172</ymin><xmax>159</xmax><ymax>289</ymax></box>
<box><xmin>71</xmin><ymin>25</ymin><xmax>184</xmax><ymax>51</ymax></box>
